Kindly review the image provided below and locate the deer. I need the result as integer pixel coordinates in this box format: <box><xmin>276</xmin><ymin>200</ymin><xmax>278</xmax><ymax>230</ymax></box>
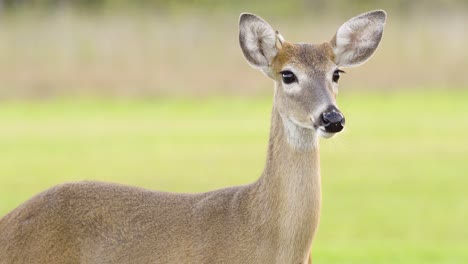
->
<box><xmin>0</xmin><ymin>10</ymin><xmax>386</xmax><ymax>264</ymax></box>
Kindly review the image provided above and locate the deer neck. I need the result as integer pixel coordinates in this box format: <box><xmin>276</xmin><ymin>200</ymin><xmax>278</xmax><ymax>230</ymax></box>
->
<box><xmin>253</xmin><ymin>106</ymin><xmax>322</xmax><ymax>259</ymax></box>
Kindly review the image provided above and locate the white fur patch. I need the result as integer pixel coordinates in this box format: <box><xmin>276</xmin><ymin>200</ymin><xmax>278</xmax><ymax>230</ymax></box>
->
<box><xmin>317</xmin><ymin>127</ymin><xmax>335</xmax><ymax>139</ymax></box>
<box><xmin>244</xmin><ymin>22</ymin><xmax>277</xmax><ymax>65</ymax></box>
<box><xmin>280</xmin><ymin>114</ymin><xmax>317</xmax><ymax>150</ymax></box>
<box><xmin>282</xmin><ymin>82</ymin><xmax>302</xmax><ymax>94</ymax></box>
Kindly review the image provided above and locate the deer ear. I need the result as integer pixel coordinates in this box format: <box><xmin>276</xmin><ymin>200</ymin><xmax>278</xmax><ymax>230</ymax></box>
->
<box><xmin>331</xmin><ymin>10</ymin><xmax>387</xmax><ymax>68</ymax></box>
<box><xmin>239</xmin><ymin>13</ymin><xmax>278</xmax><ymax>77</ymax></box>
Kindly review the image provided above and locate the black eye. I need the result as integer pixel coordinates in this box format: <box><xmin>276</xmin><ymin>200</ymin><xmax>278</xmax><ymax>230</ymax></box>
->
<box><xmin>333</xmin><ymin>69</ymin><xmax>344</xmax><ymax>83</ymax></box>
<box><xmin>281</xmin><ymin>71</ymin><xmax>297</xmax><ymax>84</ymax></box>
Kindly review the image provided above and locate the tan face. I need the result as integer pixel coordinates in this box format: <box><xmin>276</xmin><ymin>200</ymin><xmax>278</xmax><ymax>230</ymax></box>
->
<box><xmin>272</xmin><ymin>42</ymin><xmax>344</xmax><ymax>138</ymax></box>
<box><xmin>239</xmin><ymin>10</ymin><xmax>386</xmax><ymax>138</ymax></box>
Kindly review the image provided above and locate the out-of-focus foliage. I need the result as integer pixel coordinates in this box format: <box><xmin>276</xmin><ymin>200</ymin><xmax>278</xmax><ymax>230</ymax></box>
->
<box><xmin>1</xmin><ymin>0</ymin><xmax>467</xmax><ymax>16</ymax></box>
<box><xmin>0</xmin><ymin>0</ymin><xmax>466</xmax><ymax>98</ymax></box>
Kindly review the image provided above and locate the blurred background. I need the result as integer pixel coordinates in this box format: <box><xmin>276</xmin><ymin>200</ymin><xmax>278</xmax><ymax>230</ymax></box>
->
<box><xmin>0</xmin><ymin>0</ymin><xmax>467</xmax><ymax>263</ymax></box>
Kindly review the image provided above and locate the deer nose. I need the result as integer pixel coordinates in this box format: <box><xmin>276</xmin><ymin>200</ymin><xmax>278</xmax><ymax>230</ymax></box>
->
<box><xmin>321</xmin><ymin>107</ymin><xmax>345</xmax><ymax>133</ymax></box>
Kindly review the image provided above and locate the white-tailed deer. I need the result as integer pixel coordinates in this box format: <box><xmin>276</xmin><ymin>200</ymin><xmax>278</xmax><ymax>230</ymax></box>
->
<box><xmin>0</xmin><ymin>10</ymin><xmax>386</xmax><ymax>264</ymax></box>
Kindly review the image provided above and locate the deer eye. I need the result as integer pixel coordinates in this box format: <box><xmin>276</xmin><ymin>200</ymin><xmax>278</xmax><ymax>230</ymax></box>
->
<box><xmin>333</xmin><ymin>69</ymin><xmax>344</xmax><ymax>83</ymax></box>
<box><xmin>281</xmin><ymin>71</ymin><xmax>297</xmax><ymax>84</ymax></box>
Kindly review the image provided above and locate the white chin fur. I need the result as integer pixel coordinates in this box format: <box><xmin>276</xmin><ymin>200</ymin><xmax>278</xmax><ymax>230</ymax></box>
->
<box><xmin>317</xmin><ymin>128</ymin><xmax>336</xmax><ymax>139</ymax></box>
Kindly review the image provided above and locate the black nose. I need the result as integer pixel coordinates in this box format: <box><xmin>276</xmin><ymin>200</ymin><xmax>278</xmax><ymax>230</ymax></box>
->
<box><xmin>321</xmin><ymin>107</ymin><xmax>345</xmax><ymax>133</ymax></box>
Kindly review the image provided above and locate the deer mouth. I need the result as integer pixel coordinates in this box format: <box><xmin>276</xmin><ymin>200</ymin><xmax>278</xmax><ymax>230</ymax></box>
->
<box><xmin>318</xmin><ymin>127</ymin><xmax>338</xmax><ymax>138</ymax></box>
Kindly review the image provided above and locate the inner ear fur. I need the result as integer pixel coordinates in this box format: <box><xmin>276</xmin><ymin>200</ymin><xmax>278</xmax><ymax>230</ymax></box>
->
<box><xmin>331</xmin><ymin>10</ymin><xmax>387</xmax><ymax>67</ymax></box>
<box><xmin>239</xmin><ymin>13</ymin><xmax>279</xmax><ymax>77</ymax></box>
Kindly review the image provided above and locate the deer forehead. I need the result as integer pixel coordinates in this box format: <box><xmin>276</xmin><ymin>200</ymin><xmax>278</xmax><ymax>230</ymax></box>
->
<box><xmin>272</xmin><ymin>42</ymin><xmax>336</xmax><ymax>75</ymax></box>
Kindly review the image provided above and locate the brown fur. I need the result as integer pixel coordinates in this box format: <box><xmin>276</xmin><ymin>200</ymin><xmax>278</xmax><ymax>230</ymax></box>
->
<box><xmin>273</xmin><ymin>42</ymin><xmax>335</xmax><ymax>74</ymax></box>
<box><xmin>0</xmin><ymin>106</ymin><xmax>319</xmax><ymax>263</ymax></box>
<box><xmin>0</xmin><ymin>10</ymin><xmax>386</xmax><ymax>264</ymax></box>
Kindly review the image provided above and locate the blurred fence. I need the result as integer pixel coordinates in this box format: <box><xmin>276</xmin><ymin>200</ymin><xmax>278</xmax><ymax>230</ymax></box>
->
<box><xmin>0</xmin><ymin>1</ymin><xmax>467</xmax><ymax>99</ymax></box>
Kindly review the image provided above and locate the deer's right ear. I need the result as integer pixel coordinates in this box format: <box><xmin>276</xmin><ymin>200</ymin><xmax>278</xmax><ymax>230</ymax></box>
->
<box><xmin>239</xmin><ymin>13</ymin><xmax>278</xmax><ymax>77</ymax></box>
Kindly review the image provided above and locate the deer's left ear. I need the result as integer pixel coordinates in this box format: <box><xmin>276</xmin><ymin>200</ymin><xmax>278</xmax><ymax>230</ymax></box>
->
<box><xmin>331</xmin><ymin>10</ymin><xmax>387</xmax><ymax>68</ymax></box>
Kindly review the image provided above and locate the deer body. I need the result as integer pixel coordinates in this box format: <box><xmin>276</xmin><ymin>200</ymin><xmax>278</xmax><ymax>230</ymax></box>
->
<box><xmin>0</xmin><ymin>106</ymin><xmax>319</xmax><ymax>264</ymax></box>
<box><xmin>0</xmin><ymin>11</ymin><xmax>386</xmax><ymax>264</ymax></box>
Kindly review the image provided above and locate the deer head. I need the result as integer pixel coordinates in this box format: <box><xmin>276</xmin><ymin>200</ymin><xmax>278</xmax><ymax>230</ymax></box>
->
<box><xmin>239</xmin><ymin>10</ymin><xmax>386</xmax><ymax>140</ymax></box>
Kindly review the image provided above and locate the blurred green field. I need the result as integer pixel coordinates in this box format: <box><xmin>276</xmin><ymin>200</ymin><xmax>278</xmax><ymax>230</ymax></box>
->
<box><xmin>1</xmin><ymin>91</ymin><xmax>467</xmax><ymax>263</ymax></box>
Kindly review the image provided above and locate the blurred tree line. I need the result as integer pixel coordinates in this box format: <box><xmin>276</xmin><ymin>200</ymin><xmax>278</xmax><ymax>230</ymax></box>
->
<box><xmin>0</xmin><ymin>0</ymin><xmax>466</xmax><ymax>16</ymax></box>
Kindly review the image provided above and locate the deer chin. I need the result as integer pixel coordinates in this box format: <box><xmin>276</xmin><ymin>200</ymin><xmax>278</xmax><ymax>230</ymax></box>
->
<box><xmin>317</xmin><ymin>127</ymin><xmax>337</xmax><ymax>139</ymax></box>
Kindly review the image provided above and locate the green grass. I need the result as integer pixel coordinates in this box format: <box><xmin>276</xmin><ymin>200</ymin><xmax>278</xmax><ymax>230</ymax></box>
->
<box><xmin>1</xmin><ymin>92</ymin><xmax>467</xmax><ymax>263</ymax></box>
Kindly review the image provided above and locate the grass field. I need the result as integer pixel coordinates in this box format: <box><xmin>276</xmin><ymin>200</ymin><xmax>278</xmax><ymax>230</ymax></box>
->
<box><xmin>0</xmin><ymin>91</ymin><xmax>467</xmax><ymax>263</ymax></box>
